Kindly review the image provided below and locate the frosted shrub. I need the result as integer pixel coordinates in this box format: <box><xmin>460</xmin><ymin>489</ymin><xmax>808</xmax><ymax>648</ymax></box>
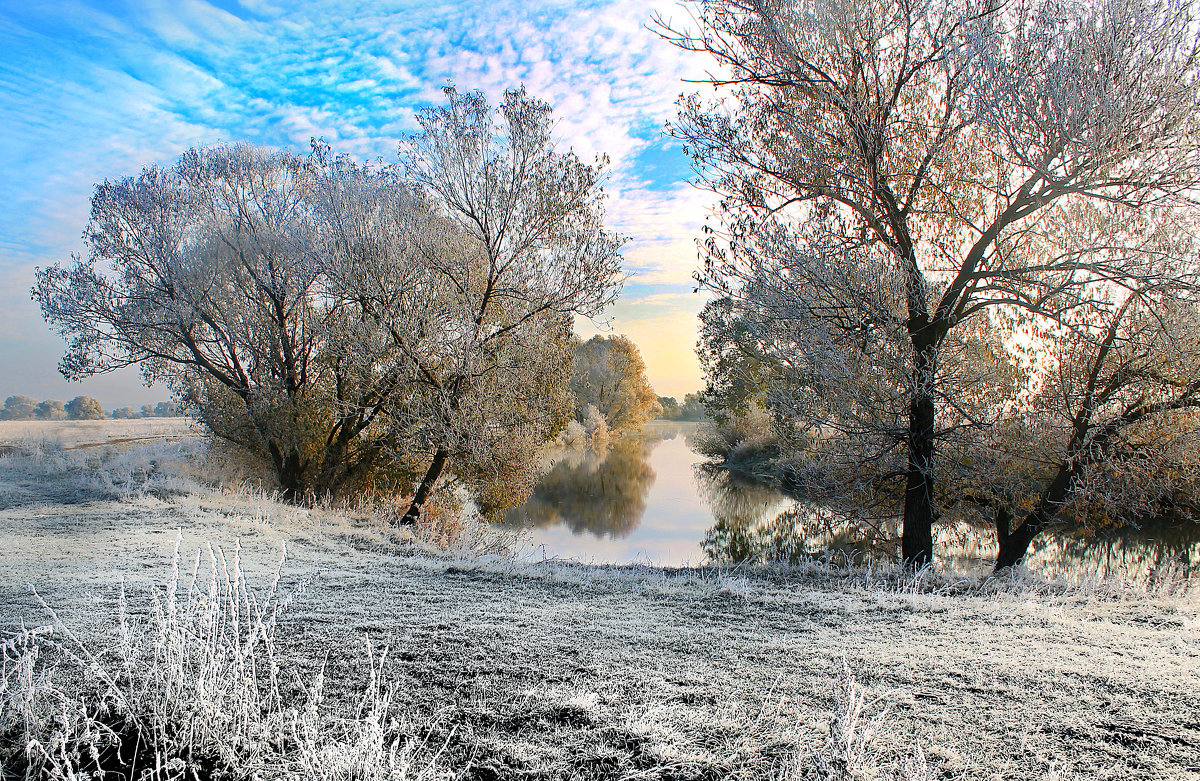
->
<box><xmin>696</xmin><ymin>404</ymin><xmax>779</xmax><ymax>465</ymax></box>
<box><xmin>1</xmin><ymin>624</ymin><xmax>120</xmax><ymax>779</ymax></box>
<box><xmin>560</xmin><ymin>420</ymin><xmax>588</xmax><ymax>449</ymax></box>
<box><xmin>582</xmin><ymin>404</ymin><xmax>609</xmax><ymax>450</ymax></box>
<box><xmin>555</xmin><ymin>406</ymin><xmax>611</xmax><ymax>452</ymax></box>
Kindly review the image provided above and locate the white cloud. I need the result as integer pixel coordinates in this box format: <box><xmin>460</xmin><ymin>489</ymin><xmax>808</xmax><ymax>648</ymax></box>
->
<box><xmin>607</xmin><ymin>183</ymin><xmax>716</xmax><ymax>286</ymax></box>
<box><xmin>622</xmin><ymin>292</ymin><xmax>704</xmax><ymax>307</ymax></box>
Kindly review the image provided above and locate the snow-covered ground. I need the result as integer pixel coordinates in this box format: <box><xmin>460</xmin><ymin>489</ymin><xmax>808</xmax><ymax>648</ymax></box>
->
<box><xmin>1</xmin><ymin>424</ymin><xmax>1198</xmax><ymax>779</ymax></box>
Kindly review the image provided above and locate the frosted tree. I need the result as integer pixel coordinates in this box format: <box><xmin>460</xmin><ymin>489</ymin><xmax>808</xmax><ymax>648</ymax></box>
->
<box><xmin>331</xmin><ymin>88</ymin><xmax>625</xmax><ymax>523</ymax></box>
<box><xmin>946</xmin><ymin>209</ymin><xmax>1200</xmax><ymax>568</ymax></box>
<box><xmin>35</xmin><ymin>145</ymin><xmax>453</xmax><ymax>500</ymax></box>
<box><xmin>660</xmin><ymin>0</ymin><xmax>1200</xmax><ymax>564</ymax></box>
<box><xmin>34</xmin><ymin>400</ymin><xmax>66</xmax><ymax>420</ymax></box>
<box><xmin>36</xmin><ymin>92</ymin><xmax>621</xmax><ymax>518</ymax></box>
<box><xmin>570</xmin><ymin>335</ymin><xmax>660</xmax><ymax>431</ymax></box>
<box><xmin>0</xmin><ymin>396</ymin><xmax>37</xmax><ymax>420</ymax></box>
<box><xmin>65</xmin><ymin>396</ymin><xmax>104</xmax><ymax>420</ymax></box>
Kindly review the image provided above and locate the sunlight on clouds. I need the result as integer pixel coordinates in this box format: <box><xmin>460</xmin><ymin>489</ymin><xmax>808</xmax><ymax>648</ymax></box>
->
<box><xmin>609</xmin><ymin>182</ymin><xmax>714</xmax><ymax>286</ymax></box>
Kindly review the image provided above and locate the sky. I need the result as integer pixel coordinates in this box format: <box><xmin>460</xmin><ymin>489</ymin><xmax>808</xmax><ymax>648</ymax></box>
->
<box><xmin>0</xmin><ymin>0</ymin><xmax>716</xmax><ymax>409</ymax></box>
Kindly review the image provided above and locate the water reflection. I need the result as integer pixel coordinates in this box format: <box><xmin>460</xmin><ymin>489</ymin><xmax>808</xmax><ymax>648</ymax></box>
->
<box><xmin>501</xmin><ymin>422</ymin><xmax>1200</xmax><ymax>580</ymax></box>
<box><xmin>697</xmin><ymin>465</ymin><xmax>892</xmax><ymax>565</ymax></box>
<box><xmin>502</xmin><ymin>437</ymin><xmax>656</xmax><ymax>538</ymax></box>
<box><xmin>1026</xmin><ymin>522</ymin><xmax>1200</xmax><ymax>582</ymax></box>
<box><xmin>699</xmin><ymin>476</ymin><xmax>1200</xmax><ymax>582</ymax></box>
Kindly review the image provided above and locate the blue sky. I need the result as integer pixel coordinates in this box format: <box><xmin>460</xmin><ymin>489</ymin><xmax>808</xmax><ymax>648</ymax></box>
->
<box><xmin>0</xmin><ymin>0</ymin><xmax>712</xmax><ymax>407</ymax></box>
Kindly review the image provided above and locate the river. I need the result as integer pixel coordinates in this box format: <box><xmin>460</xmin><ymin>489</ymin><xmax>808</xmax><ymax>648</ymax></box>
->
<box><xmin>500</xmin><ymin>421</ymin><xmax>1200</xmax><ymax>582</ymax></box>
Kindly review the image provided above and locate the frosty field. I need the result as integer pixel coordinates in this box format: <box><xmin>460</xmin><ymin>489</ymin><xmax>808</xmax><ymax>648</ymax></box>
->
<box><xmin>1</xmin><ymin>423</ymin><xmax>1198</xmax><ymax>779</ymax></box>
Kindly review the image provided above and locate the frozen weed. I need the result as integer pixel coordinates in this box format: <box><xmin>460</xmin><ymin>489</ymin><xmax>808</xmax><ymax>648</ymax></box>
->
<box><xmin>286</xmin><ymin>640</ymin><xmax>453</xmax><ymax>781</ymax></box>
<box><xmin>1</xmin><ymin>623</ymin><xmax>120</xmax><ymax>780</ymax></box>
<box><xmin>0</xmin><ymin>537</ymin><xmax>451</xmax><ymax>780</ymax></box>
<box><xmin>781</xmin><ymin>656</ymin><xmax>934</xmax><ymax>781</ymax></box>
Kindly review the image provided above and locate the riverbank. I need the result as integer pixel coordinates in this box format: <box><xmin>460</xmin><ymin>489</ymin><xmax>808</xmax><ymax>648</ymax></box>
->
<box><xmin>1</xmin><ymin>438</ymin><xmax>1198</xmax><ymax>779</ymax></box>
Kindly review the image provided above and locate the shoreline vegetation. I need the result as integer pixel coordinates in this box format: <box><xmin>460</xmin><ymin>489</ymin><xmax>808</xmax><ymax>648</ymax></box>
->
<box><xmin>2</xmin><ymin>425</ymin><xmax>1198</xmax><ymax>779</ymax></box>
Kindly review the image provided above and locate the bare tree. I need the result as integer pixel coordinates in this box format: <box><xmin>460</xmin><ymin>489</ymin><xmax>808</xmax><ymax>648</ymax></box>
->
<box><xmin>659</xmin><ymin>0</ymin><xmax>1200</xmax><ymax>564</ymax></box>
<box><xmin>947</xmin><ymin>209</ymin><xmax>1200</xmax><ymax>569</ymax></box>
<box><xmin>35</xmin><ymin>145</ymin><xmax>434</xmax><ymax>499</ymax></box>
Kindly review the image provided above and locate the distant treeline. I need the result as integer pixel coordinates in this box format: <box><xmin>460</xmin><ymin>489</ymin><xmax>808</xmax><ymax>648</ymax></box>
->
<box><xmin>0</xmin><ymin>395</ymin><xmax>177</xmax><ymax>421</ymax></box>
<box><xmin>656</xmin><ymin>393</ymin><xmax>706</xmax><ymax>422</ymax></box>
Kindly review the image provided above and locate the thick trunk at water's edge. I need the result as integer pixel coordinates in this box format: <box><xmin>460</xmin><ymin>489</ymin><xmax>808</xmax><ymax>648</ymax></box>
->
<box><xmin>994</xmin><ymin>454</ymin><xmax>1082</xmax><ymax>570</ymax></box>
<box><xmin>994</xmin><ymin>519</ymin><xmax>1045</xmax><ymax>571</ymax></box>
<box><xmin>399</xmin><ymin>448</ymin><xmax>450</xmax><ymax>526</ymax></box>
<box><xmin>901</xmin><ymin>347</ymin><xmax>937</xmax><ymax>567</ymax></box>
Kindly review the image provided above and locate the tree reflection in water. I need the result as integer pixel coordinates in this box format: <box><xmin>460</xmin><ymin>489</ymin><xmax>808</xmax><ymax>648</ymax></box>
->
<box><xmin>699</xmin><ymin>465</ymin><xmax>1200</xmax><ymax>581</ymax></box>
<box><xmin>1025</xmin><ymin>523</ymin><xmax>1200</xmax><ymax>582</ymax></box>
<box><xmin>505</xmin><ymin>423</ymin><xmax>1199</xmax><ymax>579</ymax></box>
<box><xmin>503</xmin><ymin>436</ymin><xmax>656</xmax><ymax>538</ymax></box>
<box><xmin>697</xmin><ymin>465</ymin><xmax>892</xmax><ymax>565</ymax></box>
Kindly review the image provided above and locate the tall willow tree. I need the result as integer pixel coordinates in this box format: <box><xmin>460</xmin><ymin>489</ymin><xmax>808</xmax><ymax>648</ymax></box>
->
<box><xmin>660</xmin><ymin>0</ymin><xmax>1200</xmax><ymax>564</ymax></box>
<box><xmin>384</xmin><ymin>87</ymin><xmax>625</xmax><ymax>523</ymax></box>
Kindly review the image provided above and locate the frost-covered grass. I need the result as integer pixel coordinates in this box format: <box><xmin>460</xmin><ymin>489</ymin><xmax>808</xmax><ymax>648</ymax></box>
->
<box><xmin>2</xmin><ymin>539</ymin><xmax>453</xmax><ymax>780</ymax></box>
<box><xmin>1</xmin><ymin>431</ymin><xmax>1198</xmax><ymax>779</ymax></box>
<box><xmin>1</xmin><ymin>542</ymin><xmax>941</xmax><ymax>781</ymax></box>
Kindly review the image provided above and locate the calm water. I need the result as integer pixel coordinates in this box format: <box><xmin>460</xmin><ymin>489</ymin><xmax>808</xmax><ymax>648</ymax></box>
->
<box><xmin>502</xmin><ymin>422</ymin><xmax>1200</xmax><ymax>581</ymax></box>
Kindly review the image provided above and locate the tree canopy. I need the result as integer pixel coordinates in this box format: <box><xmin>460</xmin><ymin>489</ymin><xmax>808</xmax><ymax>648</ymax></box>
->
<box><xmin>569</xmin><ymin>335</ymin><xmax>660</xmax><ymax>431</ymax></box>
<box><xmin>662</xmin><ymin>0</ymin><xmax>1200</xmax><ymax>565</ymax></box>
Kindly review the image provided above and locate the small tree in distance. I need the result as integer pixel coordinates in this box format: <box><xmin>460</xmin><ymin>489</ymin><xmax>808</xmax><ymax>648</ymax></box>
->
<box><xmin>658</xmin><ymin>393</ymin><xmax>707</xmax><ymax>422</ymax></box>
<box><xmin>570</xmin><ymin>335</ymin><xmax>659</xmax><ymax>431</ymax></box>
<box><xmin>65</xmin><ymin>396</ymin><xmax>104</xmax><ymax>420</ymax></box>
<box><xmin>34</xmin><ymin>400</ymin><xmax>67</xmax><ymax>420</ymax></box>
<box><xmin>0</xmin><ymin>396</ymin><xmax>37</xmax><ymax>420</ymax></box>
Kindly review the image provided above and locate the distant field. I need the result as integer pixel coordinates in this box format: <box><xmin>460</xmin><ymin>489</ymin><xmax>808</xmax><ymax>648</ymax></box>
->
<box><xmin>0</xmin><ymin>416</ymin><xmax>197</xmax><ymax>448</ymax></box>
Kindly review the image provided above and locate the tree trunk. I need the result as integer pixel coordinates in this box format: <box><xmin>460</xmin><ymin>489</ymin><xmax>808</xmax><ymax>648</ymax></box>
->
<box><xmin>268</xmin><ymin>440</ymin><xmax>306</xmax><ymax>504</ymax></box>
<box><xmin>901</xmin><ymin>347</ymin><xmax>937</xmax><ymax>567</ymax></box>
<box><xmin>995</xmin><ymin>456</ymin><xmax>1081</xmax><ymax>571</ymax></box>
<box><xmin>994</xmin><ymin>513</ymin><xmax>1046</xmax><ymax>572</ymax></box>
<box><xmin>399</xmin><ymin>447</ymin><xmax>450</xmax><ymax>526</ymax></box>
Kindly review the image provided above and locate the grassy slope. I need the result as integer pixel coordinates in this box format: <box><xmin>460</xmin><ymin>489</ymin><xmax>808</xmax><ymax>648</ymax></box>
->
<box><xmin>1</xmin><ymin>429</ymin><xmax>1198</xmax><ymax>779</ymax></box>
